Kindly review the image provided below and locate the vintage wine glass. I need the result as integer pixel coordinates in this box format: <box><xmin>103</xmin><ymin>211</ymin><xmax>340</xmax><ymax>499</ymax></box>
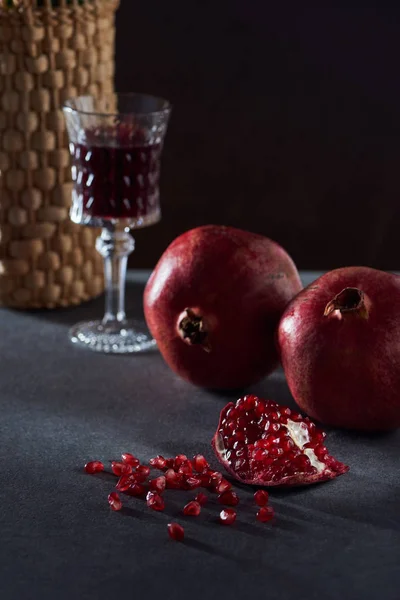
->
<box><xmin>63</xmin><ymin>93</ymin><xmax>171</xmax><ymax>353</ymax></box>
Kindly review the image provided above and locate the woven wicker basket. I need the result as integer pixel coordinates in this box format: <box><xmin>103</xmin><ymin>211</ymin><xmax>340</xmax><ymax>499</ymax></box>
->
<box><xmin>0</xmin><ymin>0</ymin><xmax>119</xmax><ymax>308</ymax></box>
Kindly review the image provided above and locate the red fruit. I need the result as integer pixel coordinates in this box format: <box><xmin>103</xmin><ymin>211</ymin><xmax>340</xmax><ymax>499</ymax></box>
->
<box><xmin>146</xmin><ymin>491</ymin><xmax>165</xmax><ymax>511</ymax></box>
<box><xmin>183</xmin><ymin>500</ymin><xmax>201</xmax><ymax>516</ymax></box>
<box><xmin>256</xmin><ymin>506</ymin><xmax>274</xmax><ymax>522</ymax></box>
<box><xmin>278</xmin><ymin>267</ymin><xmax>400</xmax><ymax>431</ymax></box>
<box><xmin>84</xmin><ymin>461</ymin><xmax>104</xmax><ymax>474</ymax></box>
<box><xmin>149</xmin><ymin>476</ymin><xmax>166</xmax><ymax>493</ymax></box>
<box><xmin>168</xmin><ymin>522</ymin><xmax>185</xmax><ymax>541</ymax></box>
<box><xmin>136</xmin><ymin>465</ymin><xmax>150</xmax><ymax>477</ymax></box>
<box><xmin>219</xmin><ymin>508</ymin><xmax>236</xmax><ymax>525</ymax></box>
<box><xmin>218</xmin><ymin>490</ymin><xmax>239</xmax><ymax>506</ymax></box>
<box><xmin>195</xmin><ymin>492</ymin><xmax>208</xmax><ymax>506</ymax></box>
<box><xmin>184</xmin><ymin>476</ymin><xmax>202</xmax><ymax>490</ymax></box>
<box><xmin>212</xmin><ymin>395</ymin><xmax>349</xmax><ymax>486</ymax></box>
<box><xmin>216</xmin><ymin>479</ymin><xmax>232</xmax><ymax>494</ymax></box>
<box><xmin>144</xmin><ymin>225</ymin><xmax>302</xmax><ymax>389</ymax></box>
<box><xmin>116</xmin><ymin>474</ymin><xmax>136</xmax><ymax>492</ymax></box>
<box><xmin>174</xmin><ymin>454</ymin><xmax>188</xmax><ymax>469</ymax></box>
<box><xmin>178</xmin><ymin>461</ymin><xmax>193</xmax><ymax>476</ymax></box>
<box><xmin>149</xmin><ymin>455</ymin><xmax>168</xmax><ymax>470</ymax></box>
<box><xmin>254</xmin><ymin>490</ymin><xmax>269</xmax><ymax>506</ymax></box>
<box><xmin>192</xmin><ymin>454</ymin><xmax>209</xmax><ymax>472</ymax></box>
<box><xmin>108</xmin><ymin>492</ymin><xmax>122</xmax><ymax>511</ymax></box>
<box><xmin>124</xmin><ymin>483</ymin><xmax>145</xmax><ymax>497</ymax></box>
<box><xmin>121</xmin><ymin>453</ymin><xmax>140</xmax><ymax>468</ymax></box>
<box><xmin>165</xmin><ymin>468</ymin><xmax>183</xmax><ymax>489</ymax></box>
<box><xmin>111</xmin><ymin>461</ymin><xmax>132</xmax><ymax>476</ymax></box>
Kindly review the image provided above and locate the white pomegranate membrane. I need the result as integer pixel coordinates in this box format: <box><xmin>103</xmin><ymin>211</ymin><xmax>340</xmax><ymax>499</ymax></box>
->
<box><xmin>212</xmin><ymin>395</ymin><xmax>349</xmax><ymax>486</ymax></box>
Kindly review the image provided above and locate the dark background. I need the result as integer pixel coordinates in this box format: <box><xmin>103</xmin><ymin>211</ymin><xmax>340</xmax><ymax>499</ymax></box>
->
<box><xmin>115</xmin><ymin>1</ymin><xmax>400</xmax><ymax>270</ymax></box>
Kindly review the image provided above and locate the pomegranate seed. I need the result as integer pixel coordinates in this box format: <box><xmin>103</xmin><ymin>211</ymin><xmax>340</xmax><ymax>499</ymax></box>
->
<box><xmin>192</xmin><ymin>454</ymin><xmax>209</xmax><ymax>472</ymax></box>
<box><xmin>184</xmin><ymin>476</ymin><xmax>202</xmax><ymax>490</ymax></box>
<box><xmin>165</xmin><ymin>468</ymin><xmax>183</xmax><ymax>489</ymax></box>
<box><xmin>256</xmin><ymin>506</ymin><xmax>274</xmax><ymax>522</ymax></box>
<box><xmin>108</xmin><ymin>492</ymin><xmax>122</xmax><ymax>511</ymax></box>
<box><xmin>121</xmin><ymin>453</ymin><xmax>140</xmax><ymax>467</ymax></box>
<box><xmin>218</xmin><ymin>490</ymin><xmax>239</xmax><ymax>506</ymax></box>
<box><xmin>254</xmin><ymin>490</ymin><xmax>269</xmax><ymax>506</ymax></box>
<box><xmin>84</xmin><ymin>461</ymin><xmax>104</xmax><ymax>474</ymax></box>
<box><xmin>168</xmin><ymin>522</ymin><xmax>184</xmax><ymax>541</ymax></box>
<box><xmin>111</xmin><ymin>461</ymin><xmax>132</xmax><ymax>476</ymax></box>
<box><xmin>178</xmin><ymin>461</ymin><xmax>193</xmax><ymax>476</ymax></box>
<box><xmin>314</xmin><ymin>445</ymin><xmax>328</xmax><ymax>460</ymax></box>
<box><xmin>149</xmin><ymin>476</ymin><xmax>166</xmax><ymax>493</ymax></box>
<box><xmin>253</xmin><ymin>448</ymin><xmax>267</xmax><ymax>461</ymax></box>
<box><xmin>124</xmin><ymin>483</ymin><xmax>145</xmax><ymax>496</ymax></box>
<box><xmin>220</xmin><ymin>508</ymin><xmax>236</xmax><ymax>525</ymax></box>
<box><xmin>195</xmin><ymin>492</ymin><xmax>208</xmax><ymax>506</ymax></box>
<box><xmin>136</xmin><ymin>465</ymin><xmax>150</xmax><ymax>477</ymax></box>
<box><xmin>294</xmin><ymin>454</ymin><xmax>312</xmax><ymax>470</ymax></box>
<box><xmin>174</xmin><ymin>454</ymin><xmax>188</xmax><ymax>469</ymax></box>
<box><xmin>216</xmin><ymin>479</ymin><xmax>232</xmax><ymax>494</ymax></box>
<box><xmin>146</xmin><ymin>491</ymin><xmax>165</xmax><ymax>511</ymax></box>
<box><xmin>149</xmin><ymin>455</ymin><xmax>167</xmax><ymax>470</ymax></box>
<box><xmin>210</xmin><ymin>471</ymin><xmax>223</xmax><ymax>486</ymax></box>
<box><xmin>116</xmin><ymin>474</ymin><xmax>136</xmax><ymax>492</ymax></box>
<box><xmin>133</xmin><ymin>470</ymin><xmax>148</xmax><ymax>483</ymax></box>
<box><xmin>199</xmin><ymin>472</ymin><xmax>213</xmax><ymax>488</ymax></box>
<box><xmin>183</xmin><ymin>500</ymin><xmax>201</xmax><ymax>516</ymax></box>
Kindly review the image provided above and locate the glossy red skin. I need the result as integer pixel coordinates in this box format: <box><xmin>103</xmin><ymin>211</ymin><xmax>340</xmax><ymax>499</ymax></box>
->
<box><xmin>144</xmin><ymin>225</ymin><xmax>302</xmax><ymax>389</ymax></box>
<box><xmin>278</xmin><ymin>266</ymin><xmax>400</xmax><ymax>431</ymax></box>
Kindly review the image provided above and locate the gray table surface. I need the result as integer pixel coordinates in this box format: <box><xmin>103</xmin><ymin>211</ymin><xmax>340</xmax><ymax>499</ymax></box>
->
<box><xmin>0</xmin><ymin>271</ymin><xmax>399</xmax><ymax>600</ymax></box>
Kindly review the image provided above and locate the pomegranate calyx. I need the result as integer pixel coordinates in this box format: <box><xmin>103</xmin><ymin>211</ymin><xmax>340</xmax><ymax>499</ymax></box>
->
<box><xmin>324</xmin><ymin>287</ymin><xmax>368</xmax><ymax>318</ymax></box>
<box><xmin>178</xmin><ymin>308</ymin><xmax>211</xmax><ymax>352</ymax></box>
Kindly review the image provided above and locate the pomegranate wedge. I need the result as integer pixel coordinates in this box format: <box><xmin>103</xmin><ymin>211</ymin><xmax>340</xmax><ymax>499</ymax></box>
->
<box><xmin>212</xmin><ymin>395</ymin><xmax>349</xmax><ymax>487</ymax></box>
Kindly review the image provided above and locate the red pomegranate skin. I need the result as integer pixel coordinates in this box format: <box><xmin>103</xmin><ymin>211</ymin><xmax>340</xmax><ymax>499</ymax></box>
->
<box><xmin>278</xmin><ymin>266</ymin><xmax>400</xmax><ymax>431</ymax></box>
<box><xmin>144</xmin><ymin>225</ymin><xmax>302</xmax><ymax>389</ymax></box>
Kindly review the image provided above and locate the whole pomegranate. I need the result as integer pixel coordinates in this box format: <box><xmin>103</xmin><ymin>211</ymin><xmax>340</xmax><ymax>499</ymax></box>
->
<box><xmin>278</xmin><ymin>266</ymin><xmax>400</xmax><ymax>431</ymax></box>
<box><xmin>144</xmin><ymin>225</ymin><xmax>302</xmax><ymax>389</ymax></box>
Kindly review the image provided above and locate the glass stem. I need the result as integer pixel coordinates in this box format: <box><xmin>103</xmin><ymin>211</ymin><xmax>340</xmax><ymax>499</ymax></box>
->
<box><xmin>96</xmin><ymin>226</ymin><xmax>135</xmax><ymax>327</ymax></box>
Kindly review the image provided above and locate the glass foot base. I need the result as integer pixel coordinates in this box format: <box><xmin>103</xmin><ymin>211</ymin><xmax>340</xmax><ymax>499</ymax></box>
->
<box><xmin>69</xmin><ymin>319</ymin><xmax>157</xmax><ymax>354</ymax></box>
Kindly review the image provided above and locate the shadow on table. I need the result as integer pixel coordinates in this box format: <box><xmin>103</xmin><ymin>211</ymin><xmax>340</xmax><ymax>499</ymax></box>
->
<box><xmin>17</xmin><ymin>280</ymin><xmax>146</xmax><ymax>328</ymax></box>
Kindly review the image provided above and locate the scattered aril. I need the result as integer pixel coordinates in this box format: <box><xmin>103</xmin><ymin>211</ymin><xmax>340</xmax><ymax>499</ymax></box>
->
<box><xmin>149</xmin><ymin>455</ymin><xmax>167</xmax><ymax>470</ymax></box>
<box><xmin>256</xmin><ymin>506</ymin><xmax>274</xmax><ymax>522</ymax></box>
<box><xmin>165</xmin><ymin>468</ymin><xmax>183</xmax><ymax>489</ymax></box>
<box><xmin>195</xmin><ymin>492</ymin><xmax>208</xmax><ymax>506</ymax></box>
<box><xmin>149</xmin><ymin>476</ymin><xmax>166</xmax><ymax>493</ymax></box>
<box><xmin>146</xmin><ymin>491</ymin><xmax>165</xmax><ymax>511</ymax></box>
<box><xmin>108</xmin><ymin>492</ymin><xmax>122</xmax><ymax>511</ymax></box>
<box><xmin>136</xmin><ymin>465</ymin><xmax>150</xmax><ymax>478</ymax></box>
<box><xmin>184</xmin><ymin>476</ymin><xmax>202</xmax><ymax>490</ymax></box>
<box><xmin>124</xmin><ymin>483</ymin><xmax>145</xmax><ymax>497</ymax></box>
<box><xmin>111</xmin><ymin>461</ymin><xmax>132</xmax><ymax>477</ymax></box>
<box><xmin>254</xmin><ymin>490</ymin><xmax>269</xmax><ymax>506</ymax></box>
<box><xmin>193</xmin><ymin>454</ymin><xmax>209</xmax><ymax>472</ymax></box>
<box><xmin>183</xmin><ymin>500</ymin><xmax>201</xmax><ymax>516</ymax></box>
<box><xmin>216</xmin><ymin>479</ymin><xmax>232</xmax><ymax>494</ymax></box>
<box><xmin>84</xmin><ymin>461</ymin><xmax>104</xmax><ymax>474</ymax></box>
<box><xmin>174</xmin><ymin>454</ymin><xmax>188</xmax><ymax>469</ymax></box>
<box><xmin>168</xmin><ymin>522</ymin><xmax>184</xmax><ymax>541</ymax></box>
<box><xmin>218</xmin><ymin>490</ymin><xmax>239</xmax><ymax>506</ymax></box>
<box><xmin>121</xmin><ymin>453</ymin><xmax>140</xmax><ymax>468</ymax></box>
<box><xmin>220</xmin><ymin>508</ymin><xmax>236</xmax><ymax>525</ymax></box>
<box><xmin>116</xmin><ymin>474</ymin><xmax>136</xmax><ymax>492</ymax></box>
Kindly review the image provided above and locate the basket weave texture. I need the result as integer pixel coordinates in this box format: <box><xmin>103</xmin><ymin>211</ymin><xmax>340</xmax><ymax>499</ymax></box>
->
<box><xmin>0</xmin><ymin>0</ymin><xmax>119</xmax><ymax>308</ymax></box>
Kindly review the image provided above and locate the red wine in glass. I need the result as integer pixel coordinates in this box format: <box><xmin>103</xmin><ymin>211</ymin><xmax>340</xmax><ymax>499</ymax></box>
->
<box><xmin>70</xmin><ymin>126</ymin><xmax>162</xmax><ymax>225</ymax></box>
